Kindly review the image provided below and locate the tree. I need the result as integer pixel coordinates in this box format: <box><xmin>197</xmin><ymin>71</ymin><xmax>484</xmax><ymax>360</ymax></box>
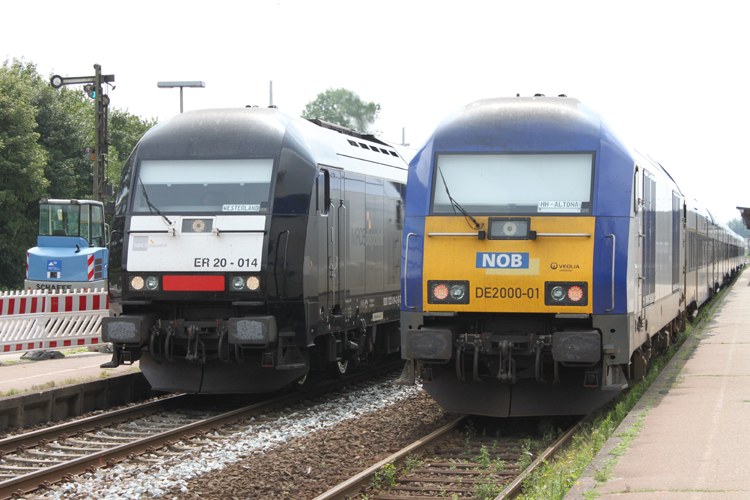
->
<box><xmin>727</xmin><ymin>218</ymin><xmax>750</xmax><ymax>238</ymax></box>
<box><xmin>302</xmin><ymin>88</ymin><xmax>380</xmax><ymax>134</ymax></box>
<box><xmin>0</xmin><ymin>60</ymin><xmax>49</xmax><ymax>289</ymax></box>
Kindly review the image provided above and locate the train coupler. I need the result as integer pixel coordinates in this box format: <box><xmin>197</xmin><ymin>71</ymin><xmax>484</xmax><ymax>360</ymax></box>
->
<box><xmin>497</xmin><ymin>340</ymin><xmax>516</xmax><ymax>384</ymax></box>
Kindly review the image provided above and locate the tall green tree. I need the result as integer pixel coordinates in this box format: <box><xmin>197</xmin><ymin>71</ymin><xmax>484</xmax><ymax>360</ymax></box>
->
<box><xmin>302</xmin><ymin>88</ymin><xmax>380</xmax><ymax>134</ymax></box>
<box><xmin>0</xmin><ymin>60</ymin><xmax>49</xmax><ymax>289</ymax></box>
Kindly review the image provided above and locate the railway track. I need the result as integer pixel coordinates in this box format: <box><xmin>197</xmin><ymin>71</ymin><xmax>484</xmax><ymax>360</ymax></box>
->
<box><xmin>315</xmin><ymin>416</ymin><xmax>583</xmax><ymax>500</ymax></box>
<box><xmin>0</xmin><ymin>361</ymin><xmax>403</xmax><ymax>499</ymax></box>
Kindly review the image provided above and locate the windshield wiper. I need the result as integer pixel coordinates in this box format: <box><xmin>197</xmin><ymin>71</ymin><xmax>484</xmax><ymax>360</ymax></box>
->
<box><xmin>138</xmin><ymin>175</ymin><xmax>172</xmax><ymax>226</ymax></box>
<box><xmin>438</xmin><ymin>167</ymin><xmax>481</xmax><ymax>229</ymax></box>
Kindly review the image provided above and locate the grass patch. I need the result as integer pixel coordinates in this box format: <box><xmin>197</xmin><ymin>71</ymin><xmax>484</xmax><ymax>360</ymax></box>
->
<box><xmin>514</xmin><ymin>275</ymin><xmax>736</xmax><ymax>500</ymax></box>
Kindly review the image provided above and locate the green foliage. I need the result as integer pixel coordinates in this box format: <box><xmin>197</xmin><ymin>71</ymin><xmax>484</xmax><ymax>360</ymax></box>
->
<box><xmin>727</xmin><ymin>218</ymin><xmax>750</xmax><ymax>238</ymax></box>
<box><xmin>0</xmin><ymin>58</ymin><xmax>155</xmax><ymax>289</ymax></box>
<box><xmin>403</xmin><ymin>454</ymin><xmax>424</xmax><ymax>473</ymax></box>
<box><xmin>473</xmin><ymin>475</ymin><xmax>502</xmax><ymax>499</ymax></box>
<box><xmin>302</xmin><ymin>88</ymin><xmax>380</xmax><ymax>134</ymax></box>
<box><xmin>371</xmin><ymin>461</ymin><xmax>397</xmax><ymax>489</ymax></box>
<box><xmin>0</xmin><ymin>59</ymin><xmax>49</xmax><ymax>288</ymax></box>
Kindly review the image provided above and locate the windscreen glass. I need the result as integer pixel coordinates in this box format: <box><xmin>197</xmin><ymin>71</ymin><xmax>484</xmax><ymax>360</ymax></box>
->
<box><xmin>132</xmin><ymin>159</ymin><xmax>274</xmax><ymax>213</ymax></box>
<box><xmin>432</xmin><ymin>153</ymin><xmax>595</xmax><ymax>215</ymax></box>
<box><xmin>39</xmin><ymin>204</ymin><xmax>81</xmax><ymax>238</ymax></box>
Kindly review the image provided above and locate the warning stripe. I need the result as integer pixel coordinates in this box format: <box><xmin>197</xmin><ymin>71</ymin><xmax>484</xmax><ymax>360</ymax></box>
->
<box><xmin>0</xmin><ymin>296</ymin><xmax>45</xmax><ymax>316</ymax></box>
<box><xmin>0</xmin><ymin>291</ymin><xmax>108</xmax><ymax>316</ymax></box>
<box><xmin>87</xmin><ymin>255</ymin><xmax>95</xmax><ymax>281</ymax></box>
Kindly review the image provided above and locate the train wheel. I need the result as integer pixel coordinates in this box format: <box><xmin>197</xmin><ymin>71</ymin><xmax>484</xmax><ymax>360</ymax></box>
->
<box><xmin>330</xmin><ymin>360</ymin><xmax>349</xmax><ymax>378</ymax></box>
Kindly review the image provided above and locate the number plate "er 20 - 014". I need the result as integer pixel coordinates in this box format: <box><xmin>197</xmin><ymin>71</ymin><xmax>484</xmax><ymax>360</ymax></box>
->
<box><xmin>193</xmin><ymin>258</ymin><xmax>259</xmax><ymax>269</ymax></box>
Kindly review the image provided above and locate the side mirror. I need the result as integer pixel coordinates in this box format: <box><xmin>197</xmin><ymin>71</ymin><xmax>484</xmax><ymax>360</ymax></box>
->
<box><xmin>104</xmin><ymin>201</ymin><xmax>115</xmax><ymax>216</ymax></box>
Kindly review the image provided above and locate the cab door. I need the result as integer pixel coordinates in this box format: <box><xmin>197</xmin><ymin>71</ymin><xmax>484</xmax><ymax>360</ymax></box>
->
<box><xmin>323</xmin><ymin>167</ymin><xmax>344</xmax><ymax>315</ymax></box>
<box><xmin>642</xmin><ymin>169</ymin><xmax>656</xmax><ymax>307</ymax></box>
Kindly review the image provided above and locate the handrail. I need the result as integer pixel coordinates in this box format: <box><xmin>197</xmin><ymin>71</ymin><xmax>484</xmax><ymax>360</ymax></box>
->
<box><xmin>404</xmin><ymin>233</ymin><xmax>417</xmax><ymax>310</ymax></box>
<box><xmin>606</xmin><ymin>234</ymin><xmax>616</xmax><ymax>312</ymax></box>
<box><xmin>535</xmin><ymin>233</ymin><xmax>591</xmax><ymax>237</ymax></box>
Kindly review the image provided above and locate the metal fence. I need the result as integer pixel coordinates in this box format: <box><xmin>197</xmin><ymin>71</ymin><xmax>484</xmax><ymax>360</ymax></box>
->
<box><xmin>0</xmin><ymin>289</ymin><xmax>108</xmax><ymax>355</ymax></box>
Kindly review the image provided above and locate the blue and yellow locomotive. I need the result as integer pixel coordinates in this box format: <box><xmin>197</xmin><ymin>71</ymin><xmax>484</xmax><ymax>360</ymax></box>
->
<box><xmin>400</xmin><ymin>96</ymin><xmax>743</xmax><ymax>416</ymax></box>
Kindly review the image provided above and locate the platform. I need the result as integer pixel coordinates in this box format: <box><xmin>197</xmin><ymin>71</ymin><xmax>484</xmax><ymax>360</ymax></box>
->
<box><xmin>565</xmin><ymin>268</ymin><xmax>750</xmax><ymax>499</ymax></box>
<box><xmin>0</xmin><ymin>349</ymin><xmax>136</xmax><ymax>396</ymax></box>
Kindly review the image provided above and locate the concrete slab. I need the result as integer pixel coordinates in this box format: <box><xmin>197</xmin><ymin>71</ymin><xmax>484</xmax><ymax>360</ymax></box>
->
<box><xmin>0</xmin><ymin>350</ymin><xmax>137</xmax><ymax>395</ymax></box>
<box><xmin>565</xmin><ymin>270</ymin><xmax>750</xmax><ymax>499</ymax></box>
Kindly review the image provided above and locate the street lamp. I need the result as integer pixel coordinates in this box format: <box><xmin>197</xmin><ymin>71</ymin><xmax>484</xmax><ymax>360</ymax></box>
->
<box><xmin>157</xmin><ymin>81</ymin><xmax>205</xmax><ymax>113</ymax></box>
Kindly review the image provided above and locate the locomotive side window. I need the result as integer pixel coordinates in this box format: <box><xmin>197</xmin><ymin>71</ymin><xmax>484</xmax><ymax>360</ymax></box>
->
<box><xmin>132</xmin><ymin>159</ymin><xmax>274</xmax><ymax>214</ymax></box>
<box><xmin>431</xmin><ymin>152</ymin><xmax>595</xmax><ymax>215</ymax></box>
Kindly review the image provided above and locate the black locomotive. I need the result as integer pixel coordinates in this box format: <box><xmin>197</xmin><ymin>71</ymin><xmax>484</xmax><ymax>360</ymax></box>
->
<box><xmin>102</xmin><ymin>107</ymin><xmax>407</xmax><ymax>393</ymax></box>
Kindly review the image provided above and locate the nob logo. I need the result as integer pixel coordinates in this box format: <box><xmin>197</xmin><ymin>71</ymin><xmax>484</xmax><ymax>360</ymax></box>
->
<box><xmin>476</xmin><ymin>252</ymin><xmax>529</xmax><ymax>269</ymax></box>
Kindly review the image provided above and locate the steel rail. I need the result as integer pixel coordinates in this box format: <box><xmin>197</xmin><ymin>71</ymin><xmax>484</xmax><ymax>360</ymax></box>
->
<box><xmin>0</xmin><ymin>360</ymin><xmax>404</xmax><ymax>499</ymax></box>
<box><xmin>312</xmin><ymin>415</ymin><xmax>467</xmax><ymax>500</ymax></box>
<box><xmin>493</xmin><ymin>419</ymin><xmax>585</xmax><ymax>500</ymax></box>
<box><xmin>0</xmin><ymin>394</ymin><xmax>187</xmax><ymax>455</ymax></box>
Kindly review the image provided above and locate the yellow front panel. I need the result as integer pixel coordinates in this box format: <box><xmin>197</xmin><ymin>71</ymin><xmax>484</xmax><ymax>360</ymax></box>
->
<box><xmin>423</xmin><ymin>216</ymin><xmax>595</xmax><ymax>313</ymax></box>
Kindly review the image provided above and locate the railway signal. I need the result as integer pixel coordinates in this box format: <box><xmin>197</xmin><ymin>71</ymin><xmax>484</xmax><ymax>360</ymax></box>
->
<box><xmin>49</xmin><ymin>64</ymin><xmax>114</xmax><ymax>202</ymax></box>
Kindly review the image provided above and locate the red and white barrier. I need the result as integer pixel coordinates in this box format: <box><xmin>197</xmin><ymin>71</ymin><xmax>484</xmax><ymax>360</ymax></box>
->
<box><xmin>0</xmin><ymin>289</ymin><xmax>108</xmax><ymax>355</ymax></box>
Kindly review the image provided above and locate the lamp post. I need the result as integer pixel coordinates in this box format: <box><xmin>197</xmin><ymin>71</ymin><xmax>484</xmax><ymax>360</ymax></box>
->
<box><xmin>157</xmin><ymin>81</ymin><xmax>205</xmax><ymax>113</ymax></box>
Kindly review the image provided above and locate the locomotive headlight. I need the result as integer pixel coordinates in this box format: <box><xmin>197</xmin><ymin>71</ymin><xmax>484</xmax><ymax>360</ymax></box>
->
<box><xmin>551</xmin><ymin>286</ymin><xmax>566</xmax><ymax>301</ymax></box>
<box><xmin>232</xmin><ymin>277</ymin><xmax>245</xmax><ymax>290</ymax></box>
<box><xmin>145</xmin><ymin>276</ymin><xmax>159</xmax><ymax>290</ymax></box>
<box><xmin>567</xmin><ymin>285</ymin><xmax>584</xmax><ymax>302</ymax></box>
<box><xmin>450</xmin><ymin>284</ymin><xmax>466</xmax><ymax>301</ymax></box>
<box><xmin>130</xmin><ymin>276</ymin><xmax>145</xmax><ymax>291</ymax></box>
<box><xmin>432</xmin><ymin>284</ymin><xmax>449</xmax><ymax>301</ymax></box>
<box><xmin>545</xmin><ymin>282</ymin><xmax>588</xmax><ymax>306</ymax></box>
<box><xmin>427</xmin><ymin>280</ymin><xmax>470</xmax><ymax>304</ymax></box>
<box><xmin>246</xmin><ymin>276</ymin><xmax>260</xmax><ymax>291</ymax></box>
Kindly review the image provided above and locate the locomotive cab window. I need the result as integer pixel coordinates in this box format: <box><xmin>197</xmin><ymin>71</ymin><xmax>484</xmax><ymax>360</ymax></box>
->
<box><xmin>431</xmin><ymin>152</ymin><xmax>595</xmax><ymax>215</ymax></box>
<box><xmin>132</xmin><ymin>159</ymin><xmax>274</xmax><ymax>214</ymax></box>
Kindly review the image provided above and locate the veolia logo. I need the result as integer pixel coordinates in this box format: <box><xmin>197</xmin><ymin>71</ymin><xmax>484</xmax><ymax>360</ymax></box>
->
<box><xmin>551</xmin><ymin>262</ymin><xmax>580</xmax><ymax>270</ymax></box>
<box><xmin>476</xmin><ymin>253</ymin><xmax>529</xmax><ymax>269</ymax></box>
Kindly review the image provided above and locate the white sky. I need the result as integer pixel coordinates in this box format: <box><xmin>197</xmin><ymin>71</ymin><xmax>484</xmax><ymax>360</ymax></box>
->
<box><xmin>3</xmin><ymin>0</ymin><xmax>748</xmax><ymax>223</ymax></box>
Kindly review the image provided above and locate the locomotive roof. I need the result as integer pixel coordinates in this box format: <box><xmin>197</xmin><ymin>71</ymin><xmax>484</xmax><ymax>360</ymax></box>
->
<box><xmin>429</xmin><ymin>96</ymin><xmax>604</xmax><ymax>152</ymax></box>
<box><xmin>137</xmin><ymin>107</ymin><xmax>407</xmax><ymax>175</ymax></box>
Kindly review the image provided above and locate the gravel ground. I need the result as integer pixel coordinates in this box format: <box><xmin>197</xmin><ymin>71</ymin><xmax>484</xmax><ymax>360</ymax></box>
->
<box><xmin>38</xmin><ymin>382</ymin><xmax>455</xmax><ymax>500</ymax></box>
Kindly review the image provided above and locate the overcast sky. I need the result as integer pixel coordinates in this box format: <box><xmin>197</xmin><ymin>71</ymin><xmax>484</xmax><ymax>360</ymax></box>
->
<box><xmin>3</xmin><ymin>0</ymin><xmax>748</xmax><ymax>223</ymax></box>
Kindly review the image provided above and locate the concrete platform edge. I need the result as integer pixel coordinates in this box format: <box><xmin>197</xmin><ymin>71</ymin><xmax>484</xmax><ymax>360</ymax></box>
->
<box><xmin>562</xmin><ymin>276</ymin><xmax>737</xmax><ymax>500</ymax></box>
<box><xmin>0</xmin><ymin>371</ymin><xmax>153</xmax><ymax>431</ymax></box>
